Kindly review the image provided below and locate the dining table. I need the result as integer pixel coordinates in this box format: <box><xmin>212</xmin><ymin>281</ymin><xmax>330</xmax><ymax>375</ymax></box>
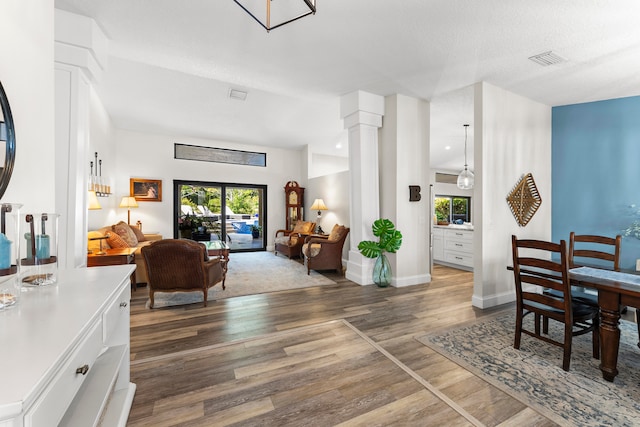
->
<box><xmin>569</xmin><ymin>266</ymin><xmax>640</xmax><ymax>382</ymax></box>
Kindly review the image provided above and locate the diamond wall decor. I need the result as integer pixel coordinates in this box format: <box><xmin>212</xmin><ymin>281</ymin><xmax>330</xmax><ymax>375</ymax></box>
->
<box><xmin>506</xmin><ymin>173</ymin><xmax>542</xmax><ymax>227</ymax></box>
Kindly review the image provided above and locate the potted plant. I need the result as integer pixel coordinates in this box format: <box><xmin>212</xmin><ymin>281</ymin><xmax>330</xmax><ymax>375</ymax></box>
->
<box><xmin>357</xmin><ymin>218</ymin><xmax>403</xmax><ymax>287</ymax></box>
<box><xmin>251</xmin><ymin>224</ymin><xmax>261</xmax><ymax>238</ymax></box>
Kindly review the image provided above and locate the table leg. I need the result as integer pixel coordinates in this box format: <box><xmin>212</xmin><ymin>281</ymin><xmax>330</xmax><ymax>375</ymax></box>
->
<box><xmin>598</xmin><ymin>290</ymin><xmax>621</xmax><ymax>382</ymax></box>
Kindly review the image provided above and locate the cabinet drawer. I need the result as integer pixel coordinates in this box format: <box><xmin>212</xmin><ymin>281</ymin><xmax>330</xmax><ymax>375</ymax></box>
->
<box><xmin>444</xmin><ymin>239</ymin><xmax>473</xmax><ymax>253</ymax></box>
<box><xmin>444</xmin><ymin>251</ymin><xmax>473</xmax><ymax>268</ymax></box>
<box><xmin>444</xmin><ymin>230</ymin><xmax>473</xmax><ymax>242</ymax></box>
<box><xmin>25</xmin><ymin>321</ymin><xmax>103</xmax><ymax>427</ymax></box>
<box><xmin>103</xmin><ymin>285</ymin><xmax>130</xmax><ymax>344</ymax></box>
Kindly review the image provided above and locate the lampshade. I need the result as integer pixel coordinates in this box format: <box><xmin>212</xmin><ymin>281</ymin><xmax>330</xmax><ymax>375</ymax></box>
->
<box><xmin>119</xmin><ymin>196</ymin><xmax>138</xmax><ymax>224</ymax></box>
<box><xmin>88</xmin><ymin>190</ymin><xmax>101</xmax><ymax>210</ymax></box>
<box><xmin>233</xmin><ymin>0</ymin><xmax>316</xmax><ymax>32</ymax></box>
<box><xmin>310</xmin><ymin>199</ymin><xmax>328</xmax><ymax>212</ymax></box>
<box><xmin>457</xmin><ymin>124</ymin><xmax>474</xmax><ymax>190</ymax></box>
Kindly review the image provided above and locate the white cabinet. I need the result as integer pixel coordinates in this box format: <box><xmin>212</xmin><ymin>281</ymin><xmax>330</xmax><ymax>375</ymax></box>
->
<box><xmin>0</xmin><ymin>265</ymin><xmax>136</xmax><ymax>427</ymax></box>
<box><xmin>433</xmin><ymin>227</ymin><xmax>473</xmax><ymax>270</ymax></box>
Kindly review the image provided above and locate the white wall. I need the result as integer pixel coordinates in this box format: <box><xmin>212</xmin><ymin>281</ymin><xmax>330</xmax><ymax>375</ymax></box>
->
<box><xmin>380</xmin><ymin>94</ymin><xmax>431</xmax><ymax>287</ymax></box>
<box><xmin>473</xmin><ymin>82</ymin><xmax>552</xmax><ymax>308</ymax></box>
<box><xmin>86</xmin><ymin>87</ymin><xmax>117</xmax><ymax>230</ymax></box>
<box><xmin>112</xmin><ymin>128</ymin><xmax>305</xmax><ymax>249</ymax></box>
<box><xmin>0</xmin><ymin>0</ymin><xmax>55</xmax><ymax>211</ymax></box>
<box><xmin>309</xmin><ymin>153</ymin><xmax>349</xmax><ymax>178</ymax></box>
<box><xmin>306</xmin><ymin>170</ymin><xmax>350</xmax><ymax>259</ymax></box>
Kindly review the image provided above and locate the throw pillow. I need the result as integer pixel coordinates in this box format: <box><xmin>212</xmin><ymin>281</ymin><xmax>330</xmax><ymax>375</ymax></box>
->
<box><xmin>129</xmin><ymin>224</ymin><xmax>146</xmax><ymax>242</ymax></box>
<box><xmin>293</xmin><ymin>221</ymin><xmax>314</xmax><ymax>234</ymax></box>
<box><xmin>328</xmin><ymin>224</ymin><xmax>346</xmax><ymax>242</ymax></box>
<box><xmin>112</xmin><ymin>221</ymin><xmax>138</xmax><ymax>247</ymax></box>
<box><xmin>105</xmin><ymin>231</ymin><xmax>129</xmax><ymax>249</ymax></box>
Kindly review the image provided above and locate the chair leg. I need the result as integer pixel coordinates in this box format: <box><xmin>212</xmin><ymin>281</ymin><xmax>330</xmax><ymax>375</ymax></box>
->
<box><xmin>534</xmin><ymin>314</ymin><xmax>541</xmax><ymax>336</ymax></box>
<box><xmin>514</xmin><ymin>311</ymin><xmax>523</xmax><ymax>349</ymax></box>
<box><xmin>149</xmin><ymin>291</ymin><xmax>155</xmax><ymax>309</ymax></box>
<box><xmin>542</xmin><ymin>316</ymin><xmax>549</xmax><ymax>334</ymax></box>
<box><xmin>562</xmin><ymin>323</ymin><xmax>573</xmax><ymax>371</ymax></box>
<box><xmin>636</xmin><ymin>308</ymin><xmax>640</xmax><ymax>349</ymax></box>
<box><xmin>203</xmin><ymin>290</ymin><xmax>207</xmax><ymax>307</ymax></box>
<box><xmin>593</xmin><ymin>316</ymin><xmax>600</xmax><ymax>360</ymax></box>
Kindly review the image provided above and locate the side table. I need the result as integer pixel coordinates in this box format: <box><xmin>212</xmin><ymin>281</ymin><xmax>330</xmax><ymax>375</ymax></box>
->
<box><xmin>88</xmin><ymin>247</ymin><xmax>138</xmax><ymax>290</ymax></box>
<box><xmin>202</xmin><ymin>241</ymin><xmax>229</xmax><ymax>288</ymax></box>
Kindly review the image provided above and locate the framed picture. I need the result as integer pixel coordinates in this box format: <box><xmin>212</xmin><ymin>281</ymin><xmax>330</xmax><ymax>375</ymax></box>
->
<box><xmin>130</xmin><ymin>178</ymin><xmax>162</xmax><ymax>202</ymax></box>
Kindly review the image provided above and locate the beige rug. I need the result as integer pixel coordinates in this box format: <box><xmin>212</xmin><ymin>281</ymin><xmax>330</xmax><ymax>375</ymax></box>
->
<box><xmin>147</xmin><ymin>251</ymin><xmax>336</xmax><ymax>308</ymax></box>
<box><xmin>416</xmin><ymin>311</ymin><xmax>640</xmax><ymax>426</ymax></box>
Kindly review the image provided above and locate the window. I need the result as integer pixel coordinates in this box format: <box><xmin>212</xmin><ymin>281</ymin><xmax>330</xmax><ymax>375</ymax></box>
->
<box><xmin>434</xmin><ymin>195</ymin><xmax>471</xmax><ymax>224</ymax></box>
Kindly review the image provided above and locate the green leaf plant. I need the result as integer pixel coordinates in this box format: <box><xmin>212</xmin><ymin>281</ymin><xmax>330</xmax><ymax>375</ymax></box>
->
<box><xmin>357</xmin><ymin>218</ymin><xmax>403</xmax><ymax>259</ymax></box>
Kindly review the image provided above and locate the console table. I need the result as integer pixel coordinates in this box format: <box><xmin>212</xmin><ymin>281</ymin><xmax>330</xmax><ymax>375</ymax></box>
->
<box><xmin>0</xmin><ymin>265</ymin><xmax>136</xmax><ymax>426</ymax></box>
<box><xmin>88</xmin><ymin>247</ymin><xmax>137</xmax><ymax>290</ymax></box>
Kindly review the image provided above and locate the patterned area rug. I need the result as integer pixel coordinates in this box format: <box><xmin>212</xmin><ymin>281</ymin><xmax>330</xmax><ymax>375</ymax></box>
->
<box><xmin>147</xmin><ymin>251</ymin><xmax>336</xmax><ymax>308</ymax></box>
<box><xmin>416</xmin><ymin>312</ymin><xmax>640</xmax><ymax>426</ymax></box>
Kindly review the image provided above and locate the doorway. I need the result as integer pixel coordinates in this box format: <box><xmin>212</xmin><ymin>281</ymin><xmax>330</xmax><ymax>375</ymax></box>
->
<box><xmin>174</xmin><ymin>180</ymin><xmax>267</xmax><ymax>252</ymax></box>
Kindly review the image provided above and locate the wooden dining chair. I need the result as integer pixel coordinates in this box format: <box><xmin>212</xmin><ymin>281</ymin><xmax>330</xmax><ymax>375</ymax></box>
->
<box><xmin>565</xmin><ymin>232</ymin><xmax>640</xmax><ymax>345</ymax></box>
<box><xmin>511</xmin><ymin>235</ymin><xmax>600</xmax><ymax>371</ymax></box>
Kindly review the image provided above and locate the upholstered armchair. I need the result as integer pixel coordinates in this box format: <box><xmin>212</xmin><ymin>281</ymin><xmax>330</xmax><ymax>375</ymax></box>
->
<box><xmin>302</xmin><ymin>224</ymin><xmax>350</xmax><ymax>275</ymax></box>
<box><xmin>274</xmin><ymin>220</ymin><xmax>316</xmax><ymax>259</ymax></box>
<box><xmin>142</xmin><ymin>239</ymin><xmax>224</xmax><ymax>308</ymax></box>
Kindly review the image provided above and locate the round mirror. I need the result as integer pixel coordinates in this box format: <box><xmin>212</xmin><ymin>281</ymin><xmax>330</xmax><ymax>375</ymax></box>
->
<box><xmin>0</xmin><ymin>81</ymin><xmax>16</xmax><ymax>201</ymax></box>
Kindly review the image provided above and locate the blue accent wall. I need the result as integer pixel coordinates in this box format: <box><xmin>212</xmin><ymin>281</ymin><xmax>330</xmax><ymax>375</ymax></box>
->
<box><xmin>552</xmin><ymin>96</ymin><xmax>640</xmax><ymax>269</ymax></box>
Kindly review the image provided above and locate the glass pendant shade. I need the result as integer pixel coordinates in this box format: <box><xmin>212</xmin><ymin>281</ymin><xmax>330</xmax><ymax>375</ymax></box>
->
<box><xmin>457</xmin><ymin>168</ymin><xmax>475</xmax><ymax>189</ymax></box>
<box><xmin>457</xmin><ymin>124</ymin><xmax>474</xmax><ymax>190</ymax></box>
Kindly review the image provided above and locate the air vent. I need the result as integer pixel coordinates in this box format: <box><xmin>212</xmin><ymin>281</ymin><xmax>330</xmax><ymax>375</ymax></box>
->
<box><xmin>436</xmin><ymin>173</ymin><xmax>458</xmax><ymax>184</ymax></box>
<box><xmin>228</xmin><ymin>88</ymin><xmax>248</xmax><ymax>101</ymax></box>
<box><xmin>528</xmin><ymin>51</ymin><xmax>567</xmax><ymax>66</ymax></box>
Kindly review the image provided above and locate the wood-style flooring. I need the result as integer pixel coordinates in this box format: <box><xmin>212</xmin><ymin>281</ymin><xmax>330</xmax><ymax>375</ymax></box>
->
<box><xmin>127</xmin><ymin>264</ymin><xmax>557</xmax><ymax>426</ymax></box>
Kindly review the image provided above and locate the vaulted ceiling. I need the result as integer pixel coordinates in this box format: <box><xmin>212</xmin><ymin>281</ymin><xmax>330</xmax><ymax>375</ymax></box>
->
<box><xmin>54</xmin><ymin>1</ymin><xmax>640</xmax><ymax>169</ymax></box>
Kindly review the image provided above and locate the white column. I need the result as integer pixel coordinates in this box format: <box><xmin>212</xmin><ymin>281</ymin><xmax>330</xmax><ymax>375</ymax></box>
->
<box><xmin>341</xmin><ymin>91</ymin><xmax>385</xmax><ymax>285</ymax></box>
<box><xmin>54</xmin><ymin>10</ymin><xmax>108</xmax><ymax>268</ymax></box>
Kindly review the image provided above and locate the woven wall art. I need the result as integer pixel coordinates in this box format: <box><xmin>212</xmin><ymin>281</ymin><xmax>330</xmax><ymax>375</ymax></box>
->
<box><xmin>506</xmin><ymin>173</ymin><xmax>541</xmax><ymax>227</ymax></box>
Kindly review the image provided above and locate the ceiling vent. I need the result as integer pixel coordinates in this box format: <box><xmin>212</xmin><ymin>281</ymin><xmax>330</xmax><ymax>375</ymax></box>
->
<box><xmin>228</xmin><ymin>88</ymin><xmax>248</xmax><ymax>101</ymax></box>
<box><xmin>528</xmin><ymin>51</ymin><xmax>567</xmax><ymax>66</ymax></box>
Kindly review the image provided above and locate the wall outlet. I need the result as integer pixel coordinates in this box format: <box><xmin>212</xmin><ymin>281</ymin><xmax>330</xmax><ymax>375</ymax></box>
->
<box><xmin>636</xmin><ymin>259</ymin><xmax>640</xmax><ymax>271</ymax></box>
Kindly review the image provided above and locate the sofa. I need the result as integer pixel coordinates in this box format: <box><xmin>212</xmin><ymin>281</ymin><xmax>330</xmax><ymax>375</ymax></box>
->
<box><xmin>88</xmin><ymin>221</ymin><xmax>162</xmax><ymax>284</ymax></box>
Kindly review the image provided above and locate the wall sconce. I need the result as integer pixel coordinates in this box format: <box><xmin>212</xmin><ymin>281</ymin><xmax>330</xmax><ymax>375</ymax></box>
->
<box><xmin>310</xmin><ymin>198</ymin><xmax>328</xmax><ymax>234</ymax></box>
<box><xmin>89</xmin><ymin>152</ymin><xmax>112</xmax><ymax>197</ymax></box>
<box><xmin>119</xmin><ymin>196</ymin><xmax>138</xmax><ymax>225</ymax></box>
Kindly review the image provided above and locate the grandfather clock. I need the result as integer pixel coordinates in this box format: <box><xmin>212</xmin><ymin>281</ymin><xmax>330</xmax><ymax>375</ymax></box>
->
<box><xmin>284</xmin><ymin>181</ymin><xmax>304</xmax><ymax>230</ymax></box>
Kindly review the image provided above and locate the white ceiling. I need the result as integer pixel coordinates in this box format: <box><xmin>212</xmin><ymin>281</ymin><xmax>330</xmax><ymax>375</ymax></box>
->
<box><xmin>54</xmin><ymin>0</ymin><xmax>640</xmax><ymax>169</ymax></box>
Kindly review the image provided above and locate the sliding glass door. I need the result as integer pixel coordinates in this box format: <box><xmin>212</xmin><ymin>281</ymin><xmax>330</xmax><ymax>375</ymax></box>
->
<box><xmin>174</xmin><ymin>180</ymin><xmax>266</xmax><ymax>252</ymax></box>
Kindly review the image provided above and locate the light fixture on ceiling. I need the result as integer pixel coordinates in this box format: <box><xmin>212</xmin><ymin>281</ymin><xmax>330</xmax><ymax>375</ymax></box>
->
<box><xmin>233</xmin><ymin>0</ymin><xmax>317</xmax><ymax>32</ymax></box>
<box><xmin>229</xmin><ymin>88</ymin><xmax>248</xmax><ymax>101</ymax></box>
<box><xmin>457</xmin><ymin>124</ymin><xmax>474</xmax><ymax>190</ymax></box>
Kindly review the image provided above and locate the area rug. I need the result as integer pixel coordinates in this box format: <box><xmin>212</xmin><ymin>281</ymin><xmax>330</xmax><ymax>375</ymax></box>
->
<box><xmin>146</xmin><ymin>251</ymin><xmax>336</xmax><ymax>308</ymax></box>
<box><xmin>416</xmin><ymin>312</ymin><xmax>640</xmax><ymax>426</ymax></box>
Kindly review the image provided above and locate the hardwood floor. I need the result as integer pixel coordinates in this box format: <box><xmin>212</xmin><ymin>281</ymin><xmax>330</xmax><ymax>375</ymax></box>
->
<box><xmin>127</xmin><ymin>264</ymin><xmax>558</xmax><ymax>426</ymax></box>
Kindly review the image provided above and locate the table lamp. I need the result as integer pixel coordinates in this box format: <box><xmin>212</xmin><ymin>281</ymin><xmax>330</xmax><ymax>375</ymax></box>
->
<box><xmin>310</xmin><ymin>198</ymin><xmax>328</xmax><ymax>234</ymax></box>
<box><xmin>88</xmin><ymin>190</ymin><xmax>106</xmax><ymax>254</ymax></box>
<box><xmin>119</xmin><ymin>196</ymin><xmax>138</xmax><ymax>224</ymax></box>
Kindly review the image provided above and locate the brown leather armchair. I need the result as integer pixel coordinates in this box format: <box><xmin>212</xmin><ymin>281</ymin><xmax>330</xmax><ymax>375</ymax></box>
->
<box><xmin>274</xmin><ymin>220</ymin><xmax>315</xmax><ymax>259</ymax></box>
<box><xmin>302</xmin><ymin>225</ymin><xmax>350</xmax><ymax>275</ymax></box>
<box><xmin>142</xmin><ymin>239</ymin><xmax>225</xmax><ymax>308</ymax></box>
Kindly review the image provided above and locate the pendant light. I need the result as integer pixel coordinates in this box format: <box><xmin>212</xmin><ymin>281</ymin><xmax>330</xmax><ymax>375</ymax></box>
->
<box><xmin>457</xmin><ymin>124</ymin><xmax>474</xmax><ymax>190</ymax></box>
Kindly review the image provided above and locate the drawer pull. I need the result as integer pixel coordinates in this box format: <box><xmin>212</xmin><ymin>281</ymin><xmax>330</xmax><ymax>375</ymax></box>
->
<box><xmin>75</xmin><ymin>364</ymin><xmax>89</xmax><ymax>375</ymax></box>
<box><xmin>120</xmin><ymin>302</ymin><xmax>128</xmax><ymax>308</ymax></box>
<box><xmin>455</xmin><ymin>243</ymin><xmax>463</xmax><ymax>247</ymax></box>
<box><xmin>455</xmin><ymin>257</ymin><xmax>463</xmax><ymax>260</ymax></box>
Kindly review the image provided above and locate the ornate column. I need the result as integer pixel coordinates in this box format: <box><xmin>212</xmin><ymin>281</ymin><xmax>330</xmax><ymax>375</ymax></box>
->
<box><xmin>341</xmin><ymin>91</ymin><xmax>384</xmax><ymax>285</ymax></box>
